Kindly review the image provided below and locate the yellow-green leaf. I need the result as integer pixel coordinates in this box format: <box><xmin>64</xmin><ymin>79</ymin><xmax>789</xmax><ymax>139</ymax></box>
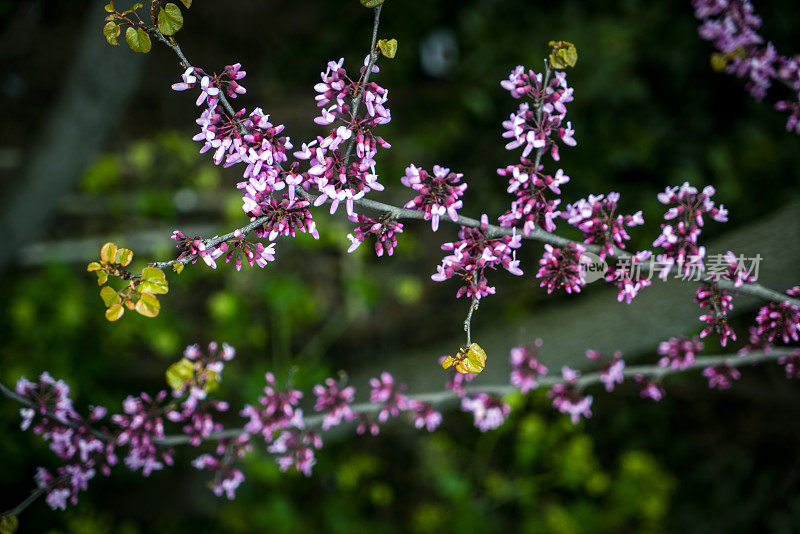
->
<box><xmin>96</xmin><ymin>271</ymin><xmax>108</xmax><ymax>286</ymax></box>
<box><xmin>103</xmin><ymin>21</ymin><xmax>120</xmax><ymax>46</ymax></box>
<box><xmin>157</xmin><ymin>3</ymin><xmax>183</xmax><ymax>36</ymax></box>
<box><xmin>135</xmin><ymin>292</ymin><xmax>161</xmax><ymax>317</ymax></box>
<box><xmin>548</xmin><ymin>40</ymin><xmax>578</xmax><ymax>69</ymax></box>
<box><xmin>359</xmin><ymin>0</ymin><xmax>384</xmax><ymax>7</ymax></box>
<box><xmin>100</xmin><ymin>286</ymin><xmax>120</xmax><ymax>307</ymax></box>
<box><xmin>125</xmin><ymin>26</ymin><xmax>152</xmax><ymax>53</ymax></box>
<box><xmin>0</xmin><ymin>515</ymin><xmax>19</xmax><ymax>534</ymax></box>
<box><xmin>377</xmin><ymin>38</ymin><xmax>397</xmax><ymax>59</ymax></box>
<box><xmin>87</xmin><ymin>261</ymin><xmax>102</xmax><ymax>272</ymax></box>
<box><xmin>441</xmin><ymin>355</ymin><xmax>454</xmax><ymax>370</ymax></box>
<box><xmin>100</xmin><ymin>242</ymin><xmax>117</xmax><ymax>263</ymax></box>
<box><xmin>105</xmin><ymin>303</ymin><xmax>124</xmax><ymax>321</ymax></box>
<box><xmin>131</xmin><ymin>2</ymin><xmax>143</xmax><ymax>9</ymax></box>
<box><xmin>139</xmin><ymin>267</ymin><xmax>168</xmax><ymax>294</ymax></box>
<box><xmin>104</xmin><ymin>1</ymin><xmax>115</xmax><ymax>13</ymax></box>
<box><xmin>166</xmin><ymin>358</ymin><xmax>194</xmax><ymax>391</ymax></box>
<box><xmin>173</xmin><ymin>263</ymin><xmax>184</xmax><ymax>274</ymax></box>
<box><xmin>115</xmin><ymin>247</ymin><xmax>133</xmax><ymax>266</ymax></box>
<box><xmin>180</xmin><ymin>0</ymin><xmax>192</xmax><ymax>7</ymax></box>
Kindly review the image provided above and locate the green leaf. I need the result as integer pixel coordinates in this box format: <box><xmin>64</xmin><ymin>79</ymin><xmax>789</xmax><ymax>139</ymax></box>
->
<box><xmin>115</xmin><ymin>247</ymin><xmax>133</xmax><ymax>266</ymax></box>
<box><xmin>104</xmin><ymin>1</ymin><xmax>115</xmax><ymax>13</ymax></box>
<box><xmin>180</xmin><ymin>0</ymin><xmax>192</xmax><ymax>8</ymax></box>
<box><xmin>103</xmin><ymin>21</ymin><xmax>120</xmax><ymax>46</ymax></box>
<box><xmin>131</xmin><ymin>2</ymin><xmax>143</xmax><ymax>9</ymax></box>
<box><xmin>125</xmin><ymin>26</ymin><xmax>152</xmax><ymax>53</ymax></box>
<box><xmin>96</xmin><ymin>271</ymin><xmax>109</xmax><ymax>286</ymax></box>
<box><xmin>548</xmin><ymin>40</ymin><xmax>578</xmax><ymax>69</ymax></box>
<box><xmin>100</xmin><ymin>242</ymin><xmax>117</xmax><ymax>263</ymax></box>
<box><xmin>135</xmin><ymin>292</ymin><xmax>161</xmax><ymax>317</ymax></box>
<box><xmin>158</xmin><ymin>3</ymin><xmax>183</xmax><ymax>36</ymax></box>
<box><xmin>139</xmin><ymin>267</ymin><xmax>168</xmax><ymax>295</ymax></box>
<box><xmin>377</xmin><ymin>38</ymin><xmax>397</xmax><ymax>59</ymax></box>
<box><xmin>105</xmin><ymin>303</ymin><xmax>124</xmax><ymax>321</ymax></box>
<box><xmin>166</xmin><ymin>357</ymin><xmax>194</xmax><ymax>391</ymax></box>
<box><xmin>100</xmin><ymin>286</ymin><xmax>120</xmax><ymax>307</ymax></box>
<box><xmin>87</xmin><ymin>261</ymin><xmax>102</xmax><ymax>272</ymax></box>
<box><xmin>359</xmin><ymin>0</ymin><xmax>384</xmax><ymax>7</ymax></box>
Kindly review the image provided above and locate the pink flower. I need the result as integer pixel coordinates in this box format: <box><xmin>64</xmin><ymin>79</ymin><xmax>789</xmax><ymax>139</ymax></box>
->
<box><xmin>461</xmin><ymin>394</ymin><xmax>510</xmax><ymax>431</ymax></box>
<box><xmin>509</xmin><ymin>340</ymin><xmax>549</xmax><ymax>393</ymax></box>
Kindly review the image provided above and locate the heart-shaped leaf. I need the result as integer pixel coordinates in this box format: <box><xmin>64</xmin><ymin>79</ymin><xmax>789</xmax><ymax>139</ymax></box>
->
<box><xmin>125</xmin><ymin>27</ymin><xmax>152</xmax><ymax>53</ymax></box>
<box><xmin>158</xmin><ymin>3</ymin><xmax>183</xmax><ymax>36</ymax></box>
<box><xmin>135</xmin><ymin>292</ymin><xmax>161</xmax><ymax>317</ymax></box>
<box><xmin>103</xmin><ymin>22</ymin><xmax>120</xmax><ymax>46</ymax></box>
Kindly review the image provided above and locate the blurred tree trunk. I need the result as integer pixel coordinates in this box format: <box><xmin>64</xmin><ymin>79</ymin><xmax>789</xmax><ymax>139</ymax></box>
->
<box><xmin>0</xmin><ymin>0</ymin><xmax>145</xmax><ymax>272</ymax></box>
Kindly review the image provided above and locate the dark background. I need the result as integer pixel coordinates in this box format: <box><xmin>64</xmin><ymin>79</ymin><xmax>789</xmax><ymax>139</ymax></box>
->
<box><xmin>1</xmin><ymin>0</ymin><xmax>800</xmax><ymax>532</ymax></box>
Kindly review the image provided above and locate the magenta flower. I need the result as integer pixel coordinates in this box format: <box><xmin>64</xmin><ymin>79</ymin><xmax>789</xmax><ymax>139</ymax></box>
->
<box><xmin>605</xmin><ymin>251</ymin><xmax>653</xmax><ymax>303</ymax></box>
<box><xmin>406</xmin><ymin>400</ymin><xmax>443</xmax><ymax>432</ymax></box>
<box><xmin>497</xmin><ymin>158</ymin><xmax>568</xmax><ymax>234</ymax></box>
<box><xmin>657</xmin><ymin>335</ymin><xmax>704</xmax><ymax>370</ymax></box>
<box><xmin>346</xmin><ymin>213</ymin><xmax>403</xmax><ymax>257</ymax></box>
<box><xmin>240</xmin><ymin>193</ymin><xmax>319</xmax><ymax>241</ymax></box>
<box><xmin>509</xmin><ymin>340</ymin><xmax>549</xmax><ymax>393</ymax></box>
<box><xmin>240</xmin><ymin>372</ymin><xmax>304</xmax><ymax>442</ymax></box>
<box><xmin>313</xmin><ymin>378</ymin><xmax>356</xmax><ymax>430</ymax></box>
<box><xmin>431</xmin><ymin>214</ymin><xmax>523</xmax><ymax>299</ymax></box>
<box><xmin>401</xmin><ymin>165</ymin><xmax>467</xmax><ymax>231</ymax></box>
<box><xmin>702</xmin><ymin>363</ymin><xmax>741</xmax><ymax>390</ymax></box>
<box><xmin>778</xmin><ymin>351</ymin><xmax>800</xmax><ymax>379</ymax></box>
<box><xmin>461</xmin><ymin>394</ymin><xmax>510</xmax><ymax>431</ymax></box>
<box><xmin>536</xmin><ymin>242</ymin><xmax>586</xmax><ymax>294</ymax></box>
<box><xmin>369</xmin><ymin>372</ymin><xmax>408</xmax><ymax>423</ymax></box>
<box><xmin>634</xmin><ymin>375</ymin><xmax>665</xmax><ymax>401</ymax></box>
<box><xmin>564</xmin><ymin>192</ymin><xmax>644</xmax><ymax>259</ymax></box>
<box><xmin>695</xmin><ymin>284</ymin><xmax>736</xmax><ymax>346</ymax></box>
<box><xmin>586</xmin><ymin>350</ymin><xmax>626</xmax><ymax>392</ymax></box>
<box><xmin>112</xmin><ymin>391</ymin><xmax>174</xmax><ymax>476</ymax></box>
<box><xmin>547</xmin><ymin>366</ymin><xmax>593</xmax><ymax>424</ymax></box>
<box><xmin>268</xmin><ymin>430</ymin><xmax>323</xmax><ymax>477</ymax></box>
<box><xmin>755</xmin><ymin>300</ymin><xmax>800</xmax><ymax>344</ymax></box>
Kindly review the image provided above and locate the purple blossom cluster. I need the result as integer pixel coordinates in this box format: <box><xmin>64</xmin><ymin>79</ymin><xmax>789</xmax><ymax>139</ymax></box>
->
<box><xmin>113</xmin><ymin>391</ymin><xmax>175</xmax><ymax>476</ymax></box>
<box><xmin>547</xmin><ymin>367</ymin><xmax>593</xmax><ymax>424</ymax></box>
<box><xmin>16</xmin><ymin>374</ymin><xmax>115</xmax><ymax>510</ymax></box>
<box><xmin>653</xmin><ymin>182</ymin><xmax>728</xmax><ymax>279</ymax></box>
<box><xmin>754</xmin><ymin>300</ymin><xmax>800</xmax><ymax>344</ymax></box>
<box><xmin>564</xmin><ymin>193</ymin><xmax>644</xmax><ymax>259</ymax></box>
<box><xmin>657</xmin><ymin>335</ymin><xmax>705</xmax><ymax>370</ymax></box>
<box><xmin>695</xmin><ymin>284</ymin><xmax>736</xmax><ymax>346</ymax></box>
<box><xmin>634</xmin><ymin>375</ymin><xmax>665</xmax><ymax>401</ymax></box>
<box><xmin>192</xmin><ymin>434</ymin><xmax>252</xmax><ymax>499</ymax></box>
<box><xmin>431</xmin><ymin>214</ymin><xmax>523</xmax><ymax>299</ymax></box>
<box><xmin>461</xmin><ymin>394</ymin><xmax>511</xmax><ymax>431</ymax></box>
<box><xmin>693</xmin><ymin>0</ymin><xmax>800</xmax><ymax>133</ymax></box>
<box><xmin>313</xmin><ymin>378</ymin><xmax>356</xmax><ymax>430</ymax></box>
<box><xmin>605</xmin><ymin>250</ymin><xmax>653</xmax><ymax>304</ymax></box>
<box><xmin>401</xmin><ymin>165</ymin><xmax>467</xmax><ymax>231</ymax></box>
<box><xmin>346</xmin><ymin>213</ymin><xmax>403</xmax><ymax>257</ymax></box>
<box><xmin>171</xmin><ymin>229</ymin><xmax>276</xmax><ymax>270</ymax></box>
<box><xmin>509</xmin><ymin>340</ymin><xmax>549</xmax><ymax>393</ymax></box>
<box><xmin>702</xmin><ymin>363</ymin><xmax>741</xmax><ymax>390</ymax></box>
<box><xmin>536</xmin><ymin>242</ymin><xmax>586</xmax><ymax>294</ymax></box>
<box><xmin>497</xmin><ymin>65</ymin><xmax>575</xmax><ymax>239</ymax></box>
<box><xmin>585</xmin><ymin>350</ymin><xmax>626</xmax><ymax>392</ymax></box>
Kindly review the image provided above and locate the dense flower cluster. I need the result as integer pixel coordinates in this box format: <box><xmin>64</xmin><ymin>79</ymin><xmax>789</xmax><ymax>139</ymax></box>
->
<box><xmin>240</xmin><ymin>372</ymin><xmax>304</xmax><ymax>442</ymax></box>
<box><xmin>346</xmin><ymin>213</ymin><xmax>403</xmax><ymax>257</ymax></box>
<box><xmin>564</xmin><ymin>193</ymin><xmax>644</xmax><ymax>259</ymax></box>
<box><xmin>16</xmin><ymin>374</ymin><xmax>115</xmax><ymax>510</ymax></box>
<box><xmin>268</xmin><ymin>429</ymin><xmax>323</xmax><ymax>477</ymax></box>
<box><xmin>653</xmin><ymin>182</ymin><xmax>728</xmax><ymax>279</ymax></box>
<box><xmin>509</xmin><ymin>340</ymin><xmax>549</xmax><ymax>393</ymax></box>
<box><xmin>369</xmin><ymin>372</ymin><xmax>408</xmax><ymax>423</ymax></box>
<box><xmin>401</xmin><ymin>165</ymin><xmax>467</xmax><ymax>231</ymax></box>
<box><xmin>536</xmin><ymin>242</ymin><xmax>586</xmax><ymax>294</ymax></box>
<box><xmin>657</xmin><ymin>335</ymin><xmax>705</xmax><ymax>370</ymax></box>
<box><xmin>605</xmin><ymin>250</ymin><xmax>653</xmax><ymax>304</ymax></box>
<box><xmin>693</xmin><ymin>0</ymin><xmax>800</xmax><ymax>133</ymax></box>
<box><xmin>431</xmin><ymin>214</ymin><xmax>523</xmax><ymax>299</ymax></box>
<box><xmin>313</xmin><ymin>378</ymin><xmax>356</xmax><ymax>430</ymax></box>
<box><xmin>547</xmin><ymin>367</ymin><xmax>593</xmax><ymax>424</ymax></box>
<box><xmin>112</xmin><ymin>391</ymin><xmax>174</xmax><ymax>476</ymax></box>
<box><xmin>754</xmin><ymin>300</ymin><xmax>800</xmax><ymax>344</ymax></box>
<box><xmin>585</xmin><ymin>350</ymin><xmax>626</xmax><ymax>392</ymax></box>
<box><xmin>497</xmin><ymin>64</ymin><xmax>576</xmax><ymax>237</ymax></box>
<box><xmin>192</xmin><ymin>434</ymin><xmax>252</xmax><ymax>499</ymax></box>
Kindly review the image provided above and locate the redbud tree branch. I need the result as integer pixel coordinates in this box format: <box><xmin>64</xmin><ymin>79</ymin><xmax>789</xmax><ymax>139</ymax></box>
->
<box><xmin>140</xmin><ymin>10</ymin><xmax>798</xmax><ymax>311</ymax></box>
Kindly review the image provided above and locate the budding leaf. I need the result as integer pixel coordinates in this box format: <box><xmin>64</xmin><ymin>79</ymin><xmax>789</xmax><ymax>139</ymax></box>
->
<box><xmin>103</xmin><ymin>21</ymin><xmax>120</xmax><ymax>46</ymax></box>
<box><xmin>173</xmin><ymin>263</ymin><xmax>184</xmax><ymax>274</ymax></box>
<box><xmin>180</xmin><ymin>0</ymin><xmax>192</xmax><ymax>7</ymax></box>
<box><xmin>115</xmin><ymin>247</ymin><xmax>133</xmax><ymax>266</ymax></box>
<box><xmin>377</xmin><ymin>38</ymin><xmax>398</xmax><ymax>59</ymax></box>
<box><xmin>87</xmin><ymin>262</ymin><xmax>101</xmax><ymax>272</ymax></box>
<box><xmin>166</xmin><ymin>357</ymin><xmax>194</xmax><ymax>391</ymax></box>
<box><xmin>135</xmin><ymin>292</ymin><xmax>161</xmax><ymax>317</ymax></box>
<box><xmin>96</xmin><ymin>271</ymin><xmax>109</xmax><ymax>286</ymax></box>
<box><xmin>105</xmin><ymin>303</ymin><xmax>124</xmax><ymax>321</ymax></box>
<box><xmin>548</xmin><ymin>40</ymin><xmax>578</xmax><ymax>69</ymax></box>
<box><xmin>100</xmin><ymin>242</ymin><xmax>117</xmax><ymax>263</ymax></box>
<box><xmin>158</xmin><ymin>3</ymin><xmax>183</xmax><ymax>36</ymax></box>
<box><xmin>104</xmin><ymin>1</ymin><xmax>115</xmax><ymax>13</ymax></box>
<box><xmin>131</xmin><ymin>2</ymin><xmax>143</xmax><ymax>9</ymax></box>
<box><xmin>125</xmin><ymin>26</ymin><xmax>152</xmax><ymax>53</ymax></box>
<box><xmin>359</xmin><ymin>0</ymin><xmax>384</xmax><ymax>7</ymax></box>
<box><xmin>441</xmin><ymin>355</ymin><xmax>454</xmax><ymax>370</ymax></box>
<box><xmin>139</xmin><ymin>267</ymin><xmax>168</xmax><ymax>295</ymax></box>
<box><xmin>100</xmin><ymin>286</ymin><xmax>120</xmax><ymax>307</ymax></box>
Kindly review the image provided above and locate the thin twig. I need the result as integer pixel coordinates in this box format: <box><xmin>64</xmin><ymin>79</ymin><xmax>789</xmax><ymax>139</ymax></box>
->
<box><xmin>1</xmin><ymin>488</ymin><xmax>45</xmax><ymax>518</ymax></box>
